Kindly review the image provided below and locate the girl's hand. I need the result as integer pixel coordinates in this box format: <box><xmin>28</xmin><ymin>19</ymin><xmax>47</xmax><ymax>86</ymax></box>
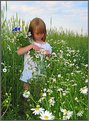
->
<box><xmin>32</xmin><ymin>44</ymin><xmax>41</xmax><ymax>51</ymax></box>
<box><xmin>45</xmin><ymin>50</ymin><xmax>50</xmax><ymax>55</ymax></box>
<box><xmin>45</xmin><ymin>50</ymin><xmax>51</xmax><ymax>57</ymax></box>
<box><xmin>40</xmin><ymin>49</ymin><xmax>51</xmax><ymax>56</ymax></box>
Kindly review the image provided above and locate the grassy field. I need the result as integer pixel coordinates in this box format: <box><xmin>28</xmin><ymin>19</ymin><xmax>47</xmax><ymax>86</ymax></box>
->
<box><xmin>1</xmin><ymin>7</ymin><xmax>88</xmax><ymax>120</ymax></box>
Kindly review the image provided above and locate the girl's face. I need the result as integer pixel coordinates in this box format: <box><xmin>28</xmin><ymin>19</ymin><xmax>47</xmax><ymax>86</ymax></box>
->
<box><xmin>34</xmin><ymin>32</ymin><xmax>44</xmax><ymax>41</ymax></box>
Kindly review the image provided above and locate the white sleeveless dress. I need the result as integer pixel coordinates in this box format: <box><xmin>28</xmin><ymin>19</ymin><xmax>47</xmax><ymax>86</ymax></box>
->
<box><xmin>20</xmin><ymin>42</ymin><xmax>52</xmax><ymax>83</ymax></box>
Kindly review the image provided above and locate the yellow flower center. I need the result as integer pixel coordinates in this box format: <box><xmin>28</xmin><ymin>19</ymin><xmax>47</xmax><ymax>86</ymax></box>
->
<box><xmin>83</xmin><ymin>88</ymin><xmax>85</xmax><ymax>90</ymax></box>
<box><xmin>44</xmin><ymin>115</ymin><xmax>49</xmax><ymax>119</ymax></box>
<box><xmin>64</xmin><ymin>110</ymin><xmax>68</xmax><ymax>116</ymax></box>
<box><xmin>35</xmin><ymin>107</ymin><xmax>39</xmax><ymax>111</ymax></box>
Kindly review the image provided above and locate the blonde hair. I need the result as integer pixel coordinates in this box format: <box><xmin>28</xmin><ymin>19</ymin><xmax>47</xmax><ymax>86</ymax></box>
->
<box><xmin>27</xmin><ymin>18</ymin><xmax>46</xmax><ymax>42</ymax></box>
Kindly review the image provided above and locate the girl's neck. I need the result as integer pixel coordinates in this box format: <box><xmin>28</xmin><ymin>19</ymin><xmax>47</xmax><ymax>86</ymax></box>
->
<box><xmin>35</xmin><ymin>40</ymin><xmax>45</xmax><ymax>43</ymax></box>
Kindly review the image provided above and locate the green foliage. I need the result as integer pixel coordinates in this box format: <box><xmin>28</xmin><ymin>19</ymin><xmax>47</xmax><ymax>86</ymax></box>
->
<box><xmin>1</xmin><ymin>8</ymin><xmax>88</xmax><ymax>120</ymax></box>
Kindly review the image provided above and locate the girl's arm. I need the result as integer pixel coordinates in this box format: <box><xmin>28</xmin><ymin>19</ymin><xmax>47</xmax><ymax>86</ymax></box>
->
<box><xmin>17</xmin><ymin>44</ymin><xmax>41</xmax><ymax>55</ymax></box>
<box><xmin>17</xmin><ymin>44</ymin><xmax>33</xmax><ymax>55</ymax></box>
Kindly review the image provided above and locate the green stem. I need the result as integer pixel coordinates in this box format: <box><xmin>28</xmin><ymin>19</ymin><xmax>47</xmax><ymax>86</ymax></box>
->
<box><xmin>1</xmin><ymin>98</ymin><xmax>11</xmax><ymax>118</ymax></box>
<box><xmin>80</xmin><ymin>100</ymin><xmax>88</xmax><ymax>107</ymax></box>
<box><xmin>30</xmin><ymin>94</ymin><xmax>37</xmax><ymax>104</ymax></box>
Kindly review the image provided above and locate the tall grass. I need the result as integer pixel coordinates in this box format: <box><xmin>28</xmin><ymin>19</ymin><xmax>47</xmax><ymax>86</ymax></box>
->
<box><xmin>1</xmin><ymin>6</ymin><xmax>88</xmax><ymax>120</ymax></box>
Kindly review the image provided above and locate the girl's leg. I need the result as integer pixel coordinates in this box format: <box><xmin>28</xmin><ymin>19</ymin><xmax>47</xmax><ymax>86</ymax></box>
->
<box><xmin>23</xmin><ymin>82</ymin><xmax>30</xmax><ymax>91</ymax></box>
<box><xmin>21</xmin><ymin>81</ymin><xmax>30</xmax><ymax>91</ymax></box>
<box><xmin>19</xmin><ymin>82</ymin><xmax>30</xmax><ymax>115</ymax></box>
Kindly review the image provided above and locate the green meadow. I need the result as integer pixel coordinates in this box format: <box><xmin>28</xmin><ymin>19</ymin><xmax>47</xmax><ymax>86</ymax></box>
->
<box><xmin>1</xmin><ymin>6</ymin><xmax>88</xmax><ymax>120</ymax></box>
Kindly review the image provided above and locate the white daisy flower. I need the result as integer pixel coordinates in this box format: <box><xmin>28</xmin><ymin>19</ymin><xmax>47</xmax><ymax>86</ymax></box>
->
<box><xmin>49</xmin><ymin>97</ymin><xmax>55</xmax><ymax>106</ymax></box>
<box><xmin>63</xmin><ymin>92</ymin><xmax>66</xmax><ymax>96</ymax></box>
<box><xmin>80</xmin><ymin>86</ymin><xmax>88</xmax><ymax>94</ymax></box>
<box><xmin>67</xmin><ymin>53</ymin><xmax>70</xmax><ymax>57</ymax></box>
<box><xmin>31</xmin><ymin>106</ymin><xmax>44</xmax><ymax>115</ymax></box>
<box><xmin>85</xmin><ymin>64</ymin><xmax>88</xmax><ymax>67</ymax></box>
<box><xmin>71</xmin><ymin>72</ymin><xmax>74</xmax><ymax>75</ymax></box>
<box><xmin>52</xmin><ymin>52</ymin><xmax>57</xmax><ymax>57</ymax></box>
<box><xmin>52</xmin><ymin>78</ymin><xmax>56</xmax><ymax>82</ymax></box>
<box><xmin>46</xmin><ymin>56</ymin><xmax>49</xmax><ymax>60</ymax></box>
<box><xmin>35</xmin><ymin>54</ymin><xmax>39</xmax><ymax>58</ymax></box>
<box><xmin>43</xmin><ymin>88</ymin><xmax>47</xmax><ymax>92</ymax></box>
<box><xmin>75</xmin><ymin>97</ymin><xmax>79</xmax><ymax>102</ymax></box>
<box><xmin>40</xmin><ymin>110</ymin><xmax>55</xmax><ymax>120</ymax></box>
<box><xmin>70</xmin><ymin>80</ymin><xmax>74</xmax><ymax>82</ymax></box>
<box><xmin>42</xmin><ymin>93</ymin><xmax>47</xmax><ymax>97</ymax></box>
<box><xmin>23</xmin><ymin>90</ymin><xmax>30</xmax><ymax>98</ymax></box>
<box><xmin>1</xmin><ymin>62</ymin><xmax>5</xmax><ymax>65</ymax></box>
<box><xmin>3</xmin><ymin>68</ymin><xmax>7</xmax><ymax>73</ymax></box>
<box><xmin>77</xmin><ymin>110</ymin><xmax>84</xmax><ymax>117</ymax></box>
<box><xmin>28</xmin><ymin>32</ymin><xmax>31</xmax><ymax>37</ymax></box>
<box><xmin>73</xmin><ymin>59</ymin><xmax>76</xmax><ymax>62</ymax></box>
<box><xmin>40</xmin><ymin>48</ymin><xmax>46</xmax><ymax>55</ymax></box>
<box><xmin>69</xmin><ymin>63</ymin><xmax>74</xmax><ymax>67</ymax></box>
<box><xmin>57</xmin><ymin>88</ymin><xmax>63</xmax><ymax>92</ymax></box>
<box><xmin>58</xmin><ymin>74</ymin><xmax>61</xmax><ymax>78</ymax></box>
<box><xmin>85</xmin><ymin>79</ymin><xmax>88</xmax><ymax>83</ymax></box>
<box><xmin>60</xmin><ymin>108</ymin><xmax>73</xmax><ymax>120</ymax></box>
<box><xmin>38</xmin><ymin>97</ymin><xmax>45</xmax><ymax>102</ymax></box>
<box><xmin>61</xmin><ymin>40</ymin><xmax>65</xmax><ymax>44</ymax></box>
<box><xmin>47</xmin><ymin>89</ymin><xmax>53</xmax><ymax>94</ymax></box>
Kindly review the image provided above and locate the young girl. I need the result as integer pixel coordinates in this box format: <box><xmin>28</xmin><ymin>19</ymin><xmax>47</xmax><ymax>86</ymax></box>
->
<box><xmin>17</xmin><ymin>17</ymin><xmax>52</xmax><ymax>95</ymax></box>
